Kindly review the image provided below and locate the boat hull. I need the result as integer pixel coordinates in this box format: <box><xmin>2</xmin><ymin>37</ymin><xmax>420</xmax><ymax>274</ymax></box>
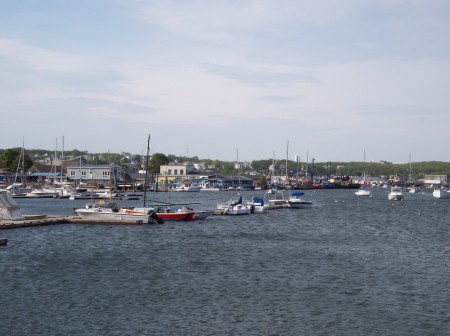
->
<box><xmin>433</xmin><ymin>189</ymin><xmax>450</xmax><ymax>199</ymax></box>
<box><xmin>75</xmin><ymin>209</ymin><xmax>151</xmax><ymax>222</ymax></box>
<box><xmin>288</xmin><ymin>201</ymin><xmax>313</xmax><ymax>208</ymax></box>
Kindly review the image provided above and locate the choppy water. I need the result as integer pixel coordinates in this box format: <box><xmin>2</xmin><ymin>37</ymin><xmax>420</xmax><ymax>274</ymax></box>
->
<box><xmin>1</xmin><ymin>188</ymin><xmax>449</xmax><ymax>336</ymax></box>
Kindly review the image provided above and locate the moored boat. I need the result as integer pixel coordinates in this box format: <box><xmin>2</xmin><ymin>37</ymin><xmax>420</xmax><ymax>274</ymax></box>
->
<box><xmin>388</xmin><ymin>186</ymin><xmax>404</xmax><ymax>201</ymax></box>
<box><xmin>355</xmin><ymin>186</ymin><xmax>371</xmax><ymax>196</ymax></box>
<box><xmin>246</xmin><ymin>197</ymin><xmax>269</xmax><ymax>213</ymax></box>
<box><xmin>25</xmin><ymin>188</ymin><xmax>59</xmax><ymax>198</ymax></box>
<box><xmin>75</xmin><ymin>202</ymin><xmax>161</xmax><ymax>223</ymax></box>
<box><xmin>217</xmin><ymin>195</ymin><xmax>251</xmax><ymax>215</ymax></box>
<box><xmin>287</xmin><ymin>192</ymin><xmax>313</xmax><ymax>208</ymax></box>
<box><xmin>432</xmin><ymin>187</ymin><xmax>450</xmax><ymax>199</ymax></box>
<box><xmin>133</xmin><ymin>206</ymin><xmax>196</xmax><ymax>221</ymax></box>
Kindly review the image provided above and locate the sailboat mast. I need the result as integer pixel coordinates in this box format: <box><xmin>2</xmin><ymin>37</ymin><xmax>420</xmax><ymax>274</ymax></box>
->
<box><xmin>143</xmin><ymin>134</ymin><xmax>150</xmax><ymax>207</ymax></box>
<box><xmin>286</xmin><ymin>141</ymin><xmax>290</xmax><ymax>184</ymax></box>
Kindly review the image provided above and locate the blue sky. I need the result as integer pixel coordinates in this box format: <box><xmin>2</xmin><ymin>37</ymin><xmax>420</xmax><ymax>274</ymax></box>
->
<box><xmin>1</xmin><ymin>0</ymin><xmax>449</xmax><ymax>163</ymax></box>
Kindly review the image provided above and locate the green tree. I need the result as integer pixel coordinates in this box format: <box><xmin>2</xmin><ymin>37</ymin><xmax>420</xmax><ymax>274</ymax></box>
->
<box><xmin>149</xmin><ymin>153</ymin><xmax>168</xmax><ymax>173</ymax></box>
<box><xmin>0</xmin><ymin>148</ymin><xmax>33</xmax><ymax>172</ymax></box>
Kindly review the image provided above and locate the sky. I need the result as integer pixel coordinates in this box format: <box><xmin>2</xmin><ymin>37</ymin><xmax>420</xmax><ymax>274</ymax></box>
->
<box><xmin>1</xmin><ymin>0</ymin><xmax>449</xmax><ymax>164</ymax></box>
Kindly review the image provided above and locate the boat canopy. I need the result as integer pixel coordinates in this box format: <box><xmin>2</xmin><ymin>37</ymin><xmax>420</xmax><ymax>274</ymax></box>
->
<box><xmin>230</xmin><ymin>195</ymin><xmax>243</xmax><ymax>206</ymax></box>
<box><xmin>291</xmin><ymin>192</ymin><xmax>304</xmax><ymax>197</ymax></box>
<box><xmin>29</xmin><ymin>173</ymin><xmax>63</xmax><ymax>177</ymax></box>
<box><xmin>252</xmin><ymin>197</ymin><xmax>264</xmax><ymax>206</ymax></box>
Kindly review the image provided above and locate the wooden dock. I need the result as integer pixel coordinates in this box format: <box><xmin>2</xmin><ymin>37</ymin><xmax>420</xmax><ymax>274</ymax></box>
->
<box><xmin>0</xmin><ymin>216</ymin><xmax>148</xmax><ymax>229</ymax></box>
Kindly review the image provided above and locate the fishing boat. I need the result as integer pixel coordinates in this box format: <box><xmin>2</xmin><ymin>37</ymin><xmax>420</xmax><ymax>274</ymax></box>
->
<box><xmin>388</xmin><ymin>186</ymin><xmax>404</xmax><ymax>201</ymax></box>
<box><xmin>287</xmin><ymin>191</ymin><xmax>313</xmax><ymax>208</ymax></box>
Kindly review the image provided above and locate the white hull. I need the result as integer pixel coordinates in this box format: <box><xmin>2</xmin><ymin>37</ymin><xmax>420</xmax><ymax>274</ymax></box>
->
<box><xmin>288</xmin><ymin>201</ymin><xmax>313</xmax><ymax>208</ymax></box>
<box><xmin>176</xmin><ymin>185</ymin><xmax>202</xmax><ymax>192</ymax></box>
<box><xmin>75</xmin><ymin>209</ymin><xmax>150</xmax><ymax>222</ymax></box>
<box><xmin>194</xmin><ymin>210</ymin><xmax>213</xmax><ymax>219</ymax></box>
<box><xmin>388</xmin><ymin>187</ymin><xmax>404</xmax><ymax>201</ymax></box>
<box><xmin>433</xmin><ymin>189</ymin><xmax>450</xmax><ymax>199</ymax></box>
<box><xmin>287</xmin><ymin>192</ymin><xmax>313</xmax><ymax>208</ymax></box>
<box><xmin>75</xmin><ymin>203</ymin><xmax>151</xmax><ymax>222</ymax></box>
<box><xmin>223</xmin><ymin>205</ymin><xmax>250</xmax><ymax>215</ymax></box>
<box><xmin>26</xmin><ymin>189</ymin><xmax>58</xmax><ymax>198</ymax></box>
<box><xmin>267</xmin><ymin>199</ymin><xmax>289</xmax><ymax>209</ymax></box>
<box><xmin>355</xmin><ymin>190</ymin><xmax>371</xmax><ymax>196</ymax></box>
<box><xmin>388</xmin><ymin>194</ymin><xmax>404</xmax><ymax>201</ymax></box>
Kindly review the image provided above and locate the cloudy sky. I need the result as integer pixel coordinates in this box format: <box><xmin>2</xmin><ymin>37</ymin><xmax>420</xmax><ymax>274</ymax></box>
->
<box><xmin>1</xmin><ymin>0</ymin><xmax>449</xmax><ymax>163</ymax></box>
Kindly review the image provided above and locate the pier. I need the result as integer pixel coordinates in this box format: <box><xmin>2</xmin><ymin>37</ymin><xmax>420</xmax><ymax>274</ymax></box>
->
<box><xmin>0</xmin><ymin>216</ymin><xmax>147</xmax><ymax>230</ymax></box>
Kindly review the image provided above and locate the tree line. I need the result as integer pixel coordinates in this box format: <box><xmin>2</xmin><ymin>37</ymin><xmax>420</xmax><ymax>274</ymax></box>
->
<box><xmin>1</xmin><ymin>147</ymin><xmax>450</xmax><ymax>179</ymax></box>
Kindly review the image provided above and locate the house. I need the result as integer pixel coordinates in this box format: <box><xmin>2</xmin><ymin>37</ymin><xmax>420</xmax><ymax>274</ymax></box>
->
<box><xmin>66</xmin><ymin>164</ymin><xmax>125</xmax><ymax>188</ymax></box>
<box><xmin>424</xmin><ymin>174</ymin><xmax>447</xmax><ymax>187</ymax></box>
<box><xmin>160</xmin><ymin>163</ymin><xmax>195</xmax><ymax>175</ymax></box>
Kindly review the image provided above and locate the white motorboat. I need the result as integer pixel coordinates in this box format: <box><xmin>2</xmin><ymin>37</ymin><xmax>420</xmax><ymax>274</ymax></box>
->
<box><xmin>176</xmin><ymin>182</ymin><xmax>202</xmax><ymax>192</ymax></box>
<box><xmin>194</xmin><ymin>210</ymin><xmax>213</xmax><ymax>219</ymax></box>
<box><xmin>246</xmin><ymin>197</ymin><xmax>269</xmax><ymax>213</ymax></box>
<box><xmin>355</xmin><ymin>186</ymin><xmax>371</xmax><ymax>196</ymax></box>
<box><xmin>388</xmin><ymin>186</ymin><xmax>404</xmax><ymax>201</ymax></box>
<box><xmin>6</xmin><ymin>184</ymin><xmax>31</xmax><ymax>197</ymax></box>
<box><xmin>432</xmin><ymin>188</ymin><xmax>450</xmax><ymax>199</ymax></box>
<box><xmin>25</xmin><ymin>188</ymin><xmax>59</xmax><ymax>198</ymax></box>
<box><xmin>287</xmin><ymin>192</ymin><xmax>313</xmax><ymax>208</ymax></box>
<box><xmin>218</xmin><ymin>195</ymin><xmax>250</xmax><ymax>215</ymax></box>
<box><xmin>75</xmin><ymin>202</ymin><xmax>159</xmax><ymax>223</ymax></box>
<box><xmin>266</xmin><ymin>190</ymin><xmax>290</xmax><ymax>209</ymax></box>
<box><xmin>407</xmin><ymin>186</ymin><xmax>420</xmax><ymax>194</ymax></box>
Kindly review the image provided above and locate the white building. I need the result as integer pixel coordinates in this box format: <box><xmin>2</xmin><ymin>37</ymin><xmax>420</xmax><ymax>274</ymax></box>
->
<box><xmin>66</xmin><ymin>164</ymin><xmax>124</xmax><ymax>186</ymax></box>
<box><xmin>160</xmin><ymin>163</ymin><xmax>195</xmax><ymax>176</ymax></box>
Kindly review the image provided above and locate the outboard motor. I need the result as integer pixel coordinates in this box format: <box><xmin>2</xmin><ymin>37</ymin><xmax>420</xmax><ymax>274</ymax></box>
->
<box><xmin>148</xmin><ymin>209</ymin><xmax>164</xmax><ymax>224</ymax></box>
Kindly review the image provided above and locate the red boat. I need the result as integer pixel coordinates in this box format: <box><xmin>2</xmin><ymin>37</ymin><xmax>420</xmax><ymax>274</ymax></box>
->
<box><xmin>131</xmin><ymin>206</ymin><xmax>196</xmax><ymax>221</ymax></box>
<box><xmin>155</xmin><ymin>209</ymin><xmax>196</xmax><ymax>221</ymax></box>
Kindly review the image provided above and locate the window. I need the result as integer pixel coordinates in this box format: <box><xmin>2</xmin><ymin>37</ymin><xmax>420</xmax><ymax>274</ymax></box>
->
<box><xmin>168</xmin><ymin>169</ymin><xmax>172</xmax><ymax>175</ymax></box>
<box><xmin>70</xmin><ymin>171</ymin><xmax>75</xmax><ymax>176</ymax></box>
<box><xmin>180</xmin><ymin>169</ymin><xmax>184</xmax><ymax>175</ymax></box>
<box><xmin>174</xmin><ymin>169</ymin><xmax>178</xmax><ymax>175</ymax></box>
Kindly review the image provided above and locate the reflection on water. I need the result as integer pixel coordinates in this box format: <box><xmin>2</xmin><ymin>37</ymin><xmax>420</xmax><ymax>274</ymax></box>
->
<box><xmin>1</xmin><ymin>188</ymin><xmax>449</xmax><ymax>335</ymax></box>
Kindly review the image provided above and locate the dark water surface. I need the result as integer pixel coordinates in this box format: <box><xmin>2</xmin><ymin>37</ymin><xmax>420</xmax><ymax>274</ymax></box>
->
<box><xmin>1</xmin><ymin>189</ymin><xmax>449</xmax><ymax>335</ymax></box>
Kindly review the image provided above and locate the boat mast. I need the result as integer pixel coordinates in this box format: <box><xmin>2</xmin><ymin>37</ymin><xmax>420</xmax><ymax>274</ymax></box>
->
<box><xmin>143</xmin><ymin>134</ymin><xmax>150</xmax><ymax>207</ymax></box>
<box><xmin>408</xmin><ymin>153</ymin><xmax>413</xmax><ymax>184</ymax></box>
<box><xmin>236</xmin><ymin>148</ymin><xmax>240</xmax><ymax>189</ymax></box>
<box><xmin>13</xmin><ymin>137</ymin><xmax>25</xmax><ymax>185</ymax></box>
<box><xmin>286</xmin><ymin>141</ymin><xmax>290</xmax><ymax>186</ymax></box>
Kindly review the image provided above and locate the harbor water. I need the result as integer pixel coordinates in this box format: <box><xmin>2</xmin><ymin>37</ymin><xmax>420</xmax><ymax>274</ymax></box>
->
<box><xmin>1</xmin><ymin>188</ymin><xmax>449</xmax><ymax>335</ymax></box>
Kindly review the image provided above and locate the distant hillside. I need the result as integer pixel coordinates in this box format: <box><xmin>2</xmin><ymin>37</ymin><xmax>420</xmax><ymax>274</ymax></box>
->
<box><xmin>1</xmin><ymin>147</ymin><xmax>449</xmax><ymax>178</ymax></box>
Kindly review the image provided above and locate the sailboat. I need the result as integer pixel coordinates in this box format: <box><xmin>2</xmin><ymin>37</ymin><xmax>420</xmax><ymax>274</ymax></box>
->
<box><xmin>133</xmin><ymin>135</ymin><xmax>195</xmax><ymax>221</ymax></box>
<box><xmin>75</xmin><ymin>135</ymin><xmax>163</xmax><ymax>223</ymax></box>
<box><xmin>407</xmin><ymin>154</ymin><xmax>419</xmax><ymax>193</ymax></box>
<box><xmin>6</xmin><ymin>138</ymin><xmax>31</xmax><ymax>197</ymax></box>
<box><xmin>355</xmin><ymin>150</ymin><xmax>371</xmax><ymax>196</ymax></box>
<box><xmin>218</xmin><ymin>149</ymin><xmax>251</xmax><ymax>215</ymax></box>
